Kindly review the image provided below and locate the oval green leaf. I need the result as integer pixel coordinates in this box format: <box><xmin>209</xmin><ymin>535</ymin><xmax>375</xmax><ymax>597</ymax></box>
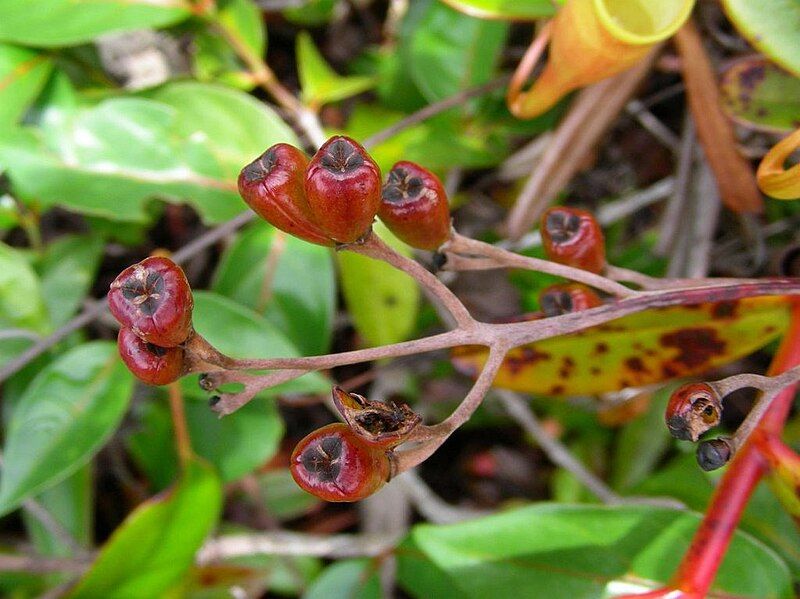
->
<box><xmin>720</xmin><ymin>56</ymin><xmax>800</xmax><ymax>132</ymax></box>
<box><xmin>452</xmin><ymin>297</ymin><xmax>791</xmax><ymax>395</ymax></box>
<box><xmin>402</xmin><ymin>0</ymin><xmax>509</xmax><ymax>103</ymax></box>
<box><xmin>721</xmin><ymin>0</ymin><xmax>800</xmax><ymax>77</ymax></box>
<box><xmin>0</xmin><ymin>82</ymin><xmax>297</xmax><ymax>223</ymax></box>
<box><xmin>0</xmin><ymin>342</ymin><xmax>134</xmax><ymax>516</ymax></box>
<box><xmin>184</xmin><ymin>291</ymin><xmax>329</xmax><ymax>399</ymax></box>
<box><xmin>67</xmin><ymin>457</ymin><xmax>222</xmax><ymax>598</ymax></box>
<box><xmin>0</xmin><ymin>0</ymin><xmax>191</xmax><ymax>47</ymax></box>
<box><xmin>398</xmin><ymin>504</ymin><xmax>792</xmax><ymax>598</ymax></box>
<box><xmin>0</xmin><ymin>44</ymin><xmax>52</xmax><ymax>128</ymax></box>
<box><xmin>337</xmin><ymin>224</ymin><xmax>420</xmax><ymax>348</ymax></box>
<box><xmin>212</xmin><ymin>222</ymin><xmax>336</xmax><ymax>356</ymax></box>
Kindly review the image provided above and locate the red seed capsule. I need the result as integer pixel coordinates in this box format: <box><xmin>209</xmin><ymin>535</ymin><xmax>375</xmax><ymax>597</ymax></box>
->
<box><xmin>304</xmin><ymin>136</ymin><xmax>381</xmax><ymax>243</ymax></box>
<box><xmin>540</xmin><ymin>207</ymin><xmax>606</xmax><ymax>273</ymax></box>
<box><xmin>290</xmin><ymin>423</ymin><xmax>392</xmax><ymax>502</ymax></box>
<box><xmin>238</xmin><ymin>143</ymin><xmax>334</xmax><ymax>247</ymax></box>
<box><xmin>117</xmin><ymin>327</ymin><xmax>185</xmax><ymax>385</ymax></box>
<box><xmin>378</xmin><ymin>161</ymin><xmax>451</xmax><ymax>250</ymax></box>
<box><xmin>108</xmin><ymin>256</ymin><xmax>193</xmax><ymax>347</ymax></box>
<box><xmin>665</xmin><ymin>382</ymin><xmax>722</xmax><ymax>442</ymax></box>
<box><xmin>539</xmin><ymin>283</ymin><xmax>602</xmax><ymax>317</ymax></box>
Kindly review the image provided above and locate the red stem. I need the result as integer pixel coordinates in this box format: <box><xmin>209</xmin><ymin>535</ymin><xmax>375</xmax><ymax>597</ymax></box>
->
<box><xmin>621</xmin><ymin>300</ymin><xmax>800</xmax><ymax>598</ymax></box>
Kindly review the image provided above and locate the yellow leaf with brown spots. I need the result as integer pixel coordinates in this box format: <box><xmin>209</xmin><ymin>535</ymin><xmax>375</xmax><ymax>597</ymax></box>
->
<box><xmin>451</xmin><ymin>296</ymin><xmax>791</xmax><ymax>396</ymax></box>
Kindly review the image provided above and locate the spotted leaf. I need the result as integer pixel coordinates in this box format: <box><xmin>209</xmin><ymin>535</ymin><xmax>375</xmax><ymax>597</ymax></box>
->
<box><xmin>452</xmin><ymin>297</ymin><xmax>791</xmax><ymax>396</ymax></box>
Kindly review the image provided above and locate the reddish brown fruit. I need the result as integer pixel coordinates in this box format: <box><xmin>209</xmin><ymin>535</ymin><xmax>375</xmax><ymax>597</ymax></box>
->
<box><xmin>304</xmin><ymin>136</ymin><xmax>381</xmax><ymax>243</ymax></box>
<box><xmin>290</xmin><ymin>423</ymin><xmax>392</xmax><ymax>502</ymax></box>
<box><xmin>539</xmin><ymin>283</ymin><xmax>602</xmax><ymax>317</ymax></box>
<box><xmin>378</xmin><ymin>161</ymin><xmax>451</xmax><ymax>250</ymax></box>
<box><xmin>238</xmin><ymin>144</ymin><xmax>334</xmax><ymax>247</ymax></box>
<box><xmin>540</xmin><ymin>207</ymin><xmax>606</xmax><ymax>273</ymax></box>
<box><xmin>108</xmin><ymin>256</ymin><xmax>193</xmax><ymax>347</ymax></box>
<box><xmin>117</xmin><ymin>327</ymin><xmax>185</xmax><ymax>385</ymax></box>
<box><xmin>665</xmin><ymin>382</ymin><xmax>722</xmax><ymax>442</ymax></box>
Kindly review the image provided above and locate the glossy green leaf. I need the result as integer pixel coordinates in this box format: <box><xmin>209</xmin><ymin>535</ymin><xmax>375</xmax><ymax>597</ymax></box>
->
<box><xmin>128</xmin><ymin>394</ymin><xmax>284</xmax><ymax>485</ymax></box>
<box><xmin>337</xmin><ymin>223</ymin><xmax>420</xmax><ymax>347</ymax></box>
<box><xmin>37</xmin><ymin>235</ymin><xmax>103</xmax><ymax>329</ymax></box>
<box><xmin>0</xmin><ymin>242</ymin><xmax>49</xmax><ymax>370</ymax></box>
<box><xmin>0</xmin><ymin>44</ymin><xmax>52</xmax><ymax>128</ymax></box>
<box><xmin>0</xmin><ymin>242</ymin><xmax>49</xmax><ymax>333</ymax></box>
<box><xmin>0</xmin><ymin>342</ymin><xmax>133</xmax><ymax>516</ymax></box>
<box><xmin>304</xmin><ymin>559</ymin><xmax>382</xmax><ymax>599</ymax></box>
<box><xmin>194</xmin><ymin>0</ymin><xmax>266</xmax><ymax>89</ymax></box>
<box><xmin>184</xmin><ymin>291</ymin><xmax>329</xmax><ymax>399</ymax></box>
<box><xmin>635</xmin><ymin>454</ymin><xmax>800</xmax><ymax>577</ymax></box>
<box><xmin>438</xmin><ymin>0</ymin><xmax>557</xmax><ymax>20</ymax></box>
<box><xmin>397</xmin><ymin>504</ymin><xmax>793</xmax><ymax>598</ymax></box>
<box><xmin>213</xmin><ymin>222</ymin><xmax>336</xmax><ymax>356</ymax></box>
<box><xmin>297</xmin><ymin>32</ymin><xmax>375</xmax><ymax>107</ymax></box>
<box><xmin>0</xmin><ymin>82</ymin><xmax>298</xmax><ymax>223</ymax></box>
<box><xmin>402</xmin><ymin>0</ymin><xmax>508</xmax><ymax>102</ymax></box>
<box><xmin>722</xmin><ymin>0</ymin><xmax>800</xmax><ymax>77</ymax></box>
<box><xmin>283</xmin><ymin>0</ymin><xmax>336</xmax><ymax>25</ymax></box>
<box><xmin>24</xmin><ymin>465</ymin><xmax>92</xmax><ymax>557</ymax></box>
<box><xmin>720</xmin><ymin>56</ymin><xmax>800</xmax><ymax>132</ymax></box>
<box><xmin>67</xmin><ymin>457</ymin><xmax>222</xmax><ymax>598</ymax></box>
<box><xmin>0</xmin><ymin>0</ymin><xmax>191</xmax><ymax>47</ymax></box>
<box><xmin>452</xmin><ymin>297</ymin><xmax>791</xmax><ymax>395</ymax></box>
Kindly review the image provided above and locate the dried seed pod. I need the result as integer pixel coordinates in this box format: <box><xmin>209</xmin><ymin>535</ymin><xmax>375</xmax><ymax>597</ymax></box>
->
<box><xmin>290</xmin><ymin>423</ymin><xmax>392</xmax><ymax>502</ymax></box>
<box><xmin>378</xmin><ymin>161</ymin><xmax>451</xmax><ymax>250</ymax></box>
<box><xmin>238</xmin><ymin>143</ymin><xmax>334</xmax><ymax>246</ymax></box>
<box><xmin>304</xmin><ymin>136</ymin><xmax>381</xmax><ymax>243</ymax></box>
<box><xmin>696</xmin><ymin>437</ymin><xmax>733</xmax><ymax>471</ymax></box>
<box><xmin>665</xmin><ymin>382</ymin><xmax>722</xmax><ymax>442</ymax></box>
<box><xmin>539</xmin><ymin>283</ymin><xmax>603</xmax><ymax>317</ymax></box>
<box><xmin>332</xmin><ymin>386</ymin><xmax>421</xmax><ymax>449</ymax></box>
<box><xmin>540</xmin><ymin>206</ymin><xmax>606</xmax><ymax>273</ymax></box>
<box><xmin>117</xmin><ymin>327</ymin><xmax>185</xmax><ymax>385</ymax></box>
<box><xmin>108</xmin><ymin>256</ymin><xmax>193</xmax><ymax>347</ymax></box>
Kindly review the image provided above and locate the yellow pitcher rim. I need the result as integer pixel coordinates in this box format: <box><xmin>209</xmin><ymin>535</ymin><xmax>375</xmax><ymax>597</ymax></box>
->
<box><xmin>593</xmin><ymin>0</ymin><xmax>695</xmax><ymax>45</ymax></box>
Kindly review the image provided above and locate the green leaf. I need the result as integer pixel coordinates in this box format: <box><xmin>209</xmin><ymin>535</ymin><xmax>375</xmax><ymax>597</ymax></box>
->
<box><xmin>402</xmin><ymin>0</ymin><xmax>508</xmax><ymax>103</ymax></box>
<box><xmin>0</xmin><ymin>242</ymin><xmax>49</xmax><ymax>333</ymax></box>
<box><xmin>0</xmin><ymin>82</ymin><xmax>298</xmax><ymax>223</ymax></box>
<box><xmin>194</xmin><ymin>0</ymin><xmax>266</xmax><ymax>90</ymax></box>
<box><xmin>336</xmin><ymin>223</ymin><xmax>420</xmax><ymax>347</ymax></box>
<box><xmin>437</xmin><ymin>0</ymin><xmax>558</xmax><ymax>20</ymax></box>
<box><xmin>67</xmin><ymin>456</ymin><xmax>222</xmax><ymax>598</ymax></box>
<box><xmin>0</xmin><ymin>44</ymin><xmax>53</xmax><ymax>128</ymax></box>
<box><xmin>0</xmin><ymin>0</ymin><xmax>191</xmax><ymax>47</ymax></box>
<box><xmin>297</xmin><ymin>32</ymin><xmax>375</xmax><ymax>107</ymax></box>
<box><xmin>721</xmin><ymin>0</ymin><xmax>800</xmax><ymax>77</ymax></box>
<box><xmin>0</xmin><ymin>242</ymin><xmax>50</xmax><ymax>370</ymax></box>
<box><xmin>24</xmin><ymin>465</ymin><xmax>92</xmax><ymax>557</ymax></box>
<box><xmin>184</xmin><ymin>291</ymin><xmax>329</xmax><ymax>399</ymax></box>
<box><xmin>304</xmin><ymin>559</ymin><xmax>382</xmax><ymax>599</ymax></box>
<box><xmin>283</xmin><ymin>0</ymin><xmax>336</xmax><ymax>25</ymax></box>
<box><xmin>610</xmin><ymin>387</ymin><xmax>673</xmax><ymax>492</ymax></box>
<box><xmin>212</xmin><ymin>221</ymin><xmax>336</xmax><ymax>355</ymax></box>
<box><xmin>397</xmin><ymin>504</ymin><xmax>793</xmax><ymax>598</ymax></box>
<box><xmin>37</xmin><ymin>235</ymin><xmax>103</xmax><ymax>329</ymax></box>
<box><xmin>0</xmin><ymin>342</ymin><xmax>133</xmax><ymax>516</ymax></box>
<box><xmin>127</xmin><ymin>394</ymin><xmax>285</xmax><ymax>485</ymax></box>
<box><xmin>720</xmin><ymin>56</ymin><xmax>800</xmax><ymax>133</ymax></box>
<box><xmin>452</xmin><ymin>296</ymin><xmax>791</xmax><ymax>395</ymax></box>
<box><xmin>634</xmin><ymin>454</ymin><xmax>800</xmax><ymax>578</ymax></box>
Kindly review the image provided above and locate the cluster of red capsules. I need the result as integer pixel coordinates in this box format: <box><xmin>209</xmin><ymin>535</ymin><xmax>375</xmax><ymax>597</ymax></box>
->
<box><xmin>237</xmin><ymin>135</ymin><xmax>451</xmax><ymax>250</ymax></box>
<box><xmin>108</xmin><ymin>256</ymin><xmax>193</xmax><ymax>386</ymax></box>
